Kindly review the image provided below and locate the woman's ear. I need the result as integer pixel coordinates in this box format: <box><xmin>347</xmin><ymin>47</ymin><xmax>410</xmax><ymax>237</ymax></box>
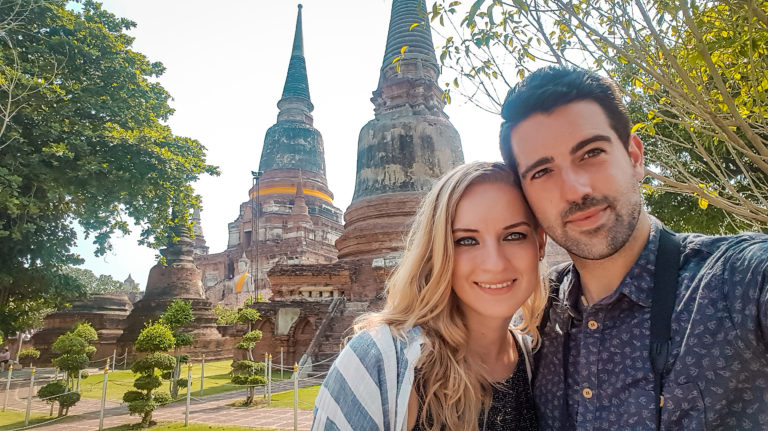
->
<box><xmin>537</xmin><ymin>227</ymin><xmax>547</xmax><ymax>261</ymax></box>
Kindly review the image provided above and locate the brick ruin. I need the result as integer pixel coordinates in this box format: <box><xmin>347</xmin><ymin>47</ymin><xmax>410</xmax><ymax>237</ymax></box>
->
<box><xmin>34</xmin><ymin>0</ymin><xmax>568</xmax><ymax>368</ymax></box>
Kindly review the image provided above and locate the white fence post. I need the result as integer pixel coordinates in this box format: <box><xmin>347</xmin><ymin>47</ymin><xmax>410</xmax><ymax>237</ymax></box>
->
<box><xmin>112</xmin><ymin>350</ymin><xmax>116</xmax><ymax>372</ymax></box>
<box><xmin>199</xmin><ymin>354</ymin><xmax>205</xmax><ymax>395</ymax></box>
<box><xmin>98</xmin><ymin>359</ymin><xmax>109</xmax><ymax>431</ymax></box>
<box><xmin>268</xmin><ymin>354</ymin><xmax>272</xmax><ymax>404</ymax></box>
<box><xmin>24</xmin><ymin>368</ymin><xmax>35</xmax><ymax>425</ymax></box>
<box><xmin>3</xmin><ymin>365</ymin><xmax>12</xmax><ymax>412</ymax></box>
<box><xmin>293</xmin><ymin>363</ymin><xmax>299</xmax><ymax>431</ymax></box>
<box><xmin>185</xmin><ymin>364</ymin><xmax>192</xmax><ymax>427</ymax></box>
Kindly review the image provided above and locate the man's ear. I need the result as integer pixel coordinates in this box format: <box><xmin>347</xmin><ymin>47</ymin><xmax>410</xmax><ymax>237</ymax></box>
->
<box><xmin>628</xmin><ymin>133</ymin><xmax>645</xmax><ymax>181</ymax></box>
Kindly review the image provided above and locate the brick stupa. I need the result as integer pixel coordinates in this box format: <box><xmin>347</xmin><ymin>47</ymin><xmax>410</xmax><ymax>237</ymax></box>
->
<box><xmin>265</xmin><ymin>0</ymin><xmax>464</xmax><ymax>369</ymax></box>
<box><xmin>194</xmin><ymin>4</ymin><xmax>344</xmax><ymax>307</ymax></box>
<box><xmin>118</xmin><ymin>226</ymin><xmax>230</xmax><ymax>360</ymax></box>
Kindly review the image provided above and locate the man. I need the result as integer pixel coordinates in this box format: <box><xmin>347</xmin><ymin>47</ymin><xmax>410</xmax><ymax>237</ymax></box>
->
<box><xmin>499</xmin><ymin>66</ymin><xmax>768</xmax><ymax>430</ymax></box>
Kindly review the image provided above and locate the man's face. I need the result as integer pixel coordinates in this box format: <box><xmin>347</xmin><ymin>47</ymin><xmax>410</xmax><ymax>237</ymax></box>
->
<box><xmin>508</xmin><ymin>100</ymin><xmax>645</xmax><ymax>260</ymax></box>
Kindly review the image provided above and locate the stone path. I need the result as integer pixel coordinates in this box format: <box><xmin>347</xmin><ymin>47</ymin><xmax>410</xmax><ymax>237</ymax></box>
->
<box><xmin>1</xmin><ymin>371</ymin><xmax>320</xmax><ymax>430</ymax></box>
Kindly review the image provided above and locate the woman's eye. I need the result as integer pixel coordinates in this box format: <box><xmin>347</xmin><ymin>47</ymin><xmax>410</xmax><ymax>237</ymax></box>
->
<box><xmin>454</xmin><ymin>237</ymin><xmax>478</xmax><ymax>246</ymax></box>
<box><xmin>504</xmin><ymin>232</ymin><xmax>527</xmax><ymax>241</ymax></box>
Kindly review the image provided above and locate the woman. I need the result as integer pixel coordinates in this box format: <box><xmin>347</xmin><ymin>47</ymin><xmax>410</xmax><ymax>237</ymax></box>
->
<box><xmin>313</xmin><ymin>162</ymin><xmax>547</xmax><ymax>430</ymax></box>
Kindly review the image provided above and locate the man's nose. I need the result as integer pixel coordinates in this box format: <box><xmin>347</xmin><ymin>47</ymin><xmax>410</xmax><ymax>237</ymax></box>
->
<box><xmin>560</xmin><ymin>167</ymin><xmax>593</xmax><ymax>203</ymax></box>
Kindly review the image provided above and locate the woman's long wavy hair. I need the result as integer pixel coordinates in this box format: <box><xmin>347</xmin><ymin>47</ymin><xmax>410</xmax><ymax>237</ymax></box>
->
<box><xmin>355</xmin><ymin>161</ymin><xmax>549</xmax><ymax>430</ymax></box>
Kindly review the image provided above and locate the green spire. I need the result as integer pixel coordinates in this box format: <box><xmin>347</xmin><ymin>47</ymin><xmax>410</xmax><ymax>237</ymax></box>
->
<box><xmin>281</xmin><ymin>4</ymin><xmax>311</xmax><ymax>101</ymax></box>
<box><xmin>381</xmin><ymin>0</ymin><xmax>439</xmax><ymax>74</ymax></box>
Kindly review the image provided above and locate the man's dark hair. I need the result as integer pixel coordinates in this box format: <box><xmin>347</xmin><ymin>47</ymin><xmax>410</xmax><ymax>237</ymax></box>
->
<box><xmin>499</xmin><ymin>66</ymin><xmax>631</xmax><ymax>175</ymax></box>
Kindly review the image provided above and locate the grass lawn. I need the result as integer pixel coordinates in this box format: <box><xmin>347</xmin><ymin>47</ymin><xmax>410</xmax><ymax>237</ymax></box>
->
<box><xmin>0</xmin><ymin>409</ymin><xmax>60</xmax><ymax>430</ymax></box>
<box><xmin>228</xmin><ymin>384</ymin><xmax>319</xmax><ymax>411</ymax></box>
<box><xmin>78</xmin><ymin>360</ymin><xmax>289</xmax><ymax>402</ymax></box>
<box><xmin>104</xmin><ymin>422</ymin><xmax>277</xmax><ymax>431</ymax></box>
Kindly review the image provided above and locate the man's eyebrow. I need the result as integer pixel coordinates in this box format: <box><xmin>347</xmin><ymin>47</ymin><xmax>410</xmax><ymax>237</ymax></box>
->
<box><xmin>519</xmin><ymin>156</ymin><xmax>554</xmax><ymax>180</ymax></box>
<box><xmin>519</xmin><ymin>134</ymin><xmax>613</xmax><ymax>180</ymax></box>
<box><xmin>570</xmin><ymin>134</ymin><xmax>612</xmax><ymax>156</ymax></box>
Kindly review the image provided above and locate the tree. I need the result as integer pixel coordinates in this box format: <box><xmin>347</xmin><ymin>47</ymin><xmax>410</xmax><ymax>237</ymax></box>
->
<box><xmin>123</xmin><ymin>322</ymin><xmax>175</xmax><ymax>428</ymax></box>
<box><xmin>159</xmin><ymin>299</ymin><xmax>194</xmax><ymax>398</ymax></box>
<box><xmin>231</xmin><ymin>306</ymin><xmax>264</xmax><ymax>405</ymax></box>
<box><xmin>38</xmin><ymin>381</ymin><xmax>80</xmax><ymax>417</ymax></box>
<box><xmin>61</xmin><ymin>266</ymin><xmax>126</xmax><ymax>295</ymax></box>
<box><xmin>39</xmin><ymin>322</ymin><xmax>95</xmax><ymax>416</ymax></box>
<box><xmin>0</xmin><ymin>0</ymin><xmax>218</xmax><ymax>339</ymax></box>
<box><xmin>212</xmin><ymin>304</ymin><xmax>239</xmax><ymax>326</ymax></box>
<box><xmin>422</xmin><ymin>0</ymin><xmax>768</xmax><ymax>232</ymax></box>
<box><xmin>51</xmin><ymin>322</ymin><xmax>96</xmax><ymax>389</ymax></box>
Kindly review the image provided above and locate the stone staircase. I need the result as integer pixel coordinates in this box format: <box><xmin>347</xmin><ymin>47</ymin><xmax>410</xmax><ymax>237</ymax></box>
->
<box><xmin>300</xmin><ymin>300</ymin><xmax>371</xmax><ymax>376</ymax></box>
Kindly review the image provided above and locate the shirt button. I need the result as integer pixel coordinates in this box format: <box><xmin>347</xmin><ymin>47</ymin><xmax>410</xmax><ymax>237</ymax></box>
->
<box><xmin>587</xmin><ymin>320</ymin><xmax>599</xmax><ymax>330</ymax></box>
<box><xmin>582</xmin><ymin>388</ymin><xmax>593</xmax><ymax>399</ymax></box>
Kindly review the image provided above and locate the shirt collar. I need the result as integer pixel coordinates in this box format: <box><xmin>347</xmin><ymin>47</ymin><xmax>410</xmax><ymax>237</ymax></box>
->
<box><xmin>561</xmin><ymin>216</ymin><xmax>662</xmax><ymax>309</ymax></box>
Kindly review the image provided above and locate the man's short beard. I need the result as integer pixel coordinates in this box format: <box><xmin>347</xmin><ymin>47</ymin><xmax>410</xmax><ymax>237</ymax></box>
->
<box><xmin>548</xmin><ymin>194</ymin><xmax>642</xmax><ymax>260</ymax></box>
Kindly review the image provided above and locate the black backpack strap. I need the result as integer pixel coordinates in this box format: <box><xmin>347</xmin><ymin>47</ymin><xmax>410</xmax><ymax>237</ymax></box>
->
<box><xmin>650</xmin><ymin>228</ymin><xmax>681</xmax><ymax>430</ymax></box>
<box><xmin>539</xmin><ymin>261</ymin><xmax>573</xmax><ymax>334</ymax></box>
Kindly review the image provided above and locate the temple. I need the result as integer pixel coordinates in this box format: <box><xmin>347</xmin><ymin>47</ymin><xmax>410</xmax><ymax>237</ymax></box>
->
<box><xmin>194</xmin><ymin>4</ymin><xmax>344</xmax><ymax>307</ymax></box>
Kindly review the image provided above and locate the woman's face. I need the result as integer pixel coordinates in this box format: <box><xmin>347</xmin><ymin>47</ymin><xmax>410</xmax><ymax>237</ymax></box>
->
<box><xmin>451</xmin><ymin>181</ymin><xmax>545</xmax><ymax>323</ymax></box>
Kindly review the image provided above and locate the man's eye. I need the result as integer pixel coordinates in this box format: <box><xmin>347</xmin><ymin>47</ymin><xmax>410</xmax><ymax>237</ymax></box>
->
<box><xmin>454</xmin><ymin>237</ymin><xmax>478</xmax><ymax>246</ymax></box>
<box><xmin>531</xmin><ymin>168</ymin><xmax>551</xmax><ymax>180</ymax></box>
<box><xmin>504</xmin><ymin>232</ymin><xmax>527</xmax><ymax>241</ymax></box>
<box><xmin>583</xmin><ymin>148</ymin><xmax>605</xmax><ymax>159</ymax></box>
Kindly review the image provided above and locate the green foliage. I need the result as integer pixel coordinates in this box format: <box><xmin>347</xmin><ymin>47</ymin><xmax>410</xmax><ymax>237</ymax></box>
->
<box><xmin>236</xmin><ymin>330</ymin><xmax>263</xmax><ymax>352</ymax></box>
<box><xmin>176</xmin><ymin>378</ymin><xmax>188</xmax><ymax>388</ymax></box>
<box><xmin>18</xmin><ymin>347</ymin><xmax>40</xmax><ymax>365</ymax></box>
<box><xmin>237</xmin><ymin>308</ymin><xmax>261</xmax><ymax>325</ymax></box>
<box><xmin>160</xmin><ymin>300</ymin><xmax>194</xmax><ymax>331</ymax></box>
<box><xmin>122</xmin><ymin>390</ymin><xmax>146</xmax><ymax>403</ymax></box>
<box><xmin>128</xmin><ymin>323</ymin><xmax>176</xmax><ymax>425</ymax></box>
<box><xmin>61</xmin><ymin>267</ymin><xmax>124</xmax><ymax>295</ymax></box>
<box><xmin>131</xmin><ymin>352</ymin><xmax>175</xmax><ymax>374</ymax></box>
<box><xmin>37</xmin><ymin>381</ymin><xmax>79</xmax><ymax>416</ymax></box>
<box><xmin>212</xmin><ymin>305</ymin><xmax>239</xmax><ymax>326</ymax></box>
<box><xmin>231</xmin><ymin>374</ymin><xmax>267</xmax><ymax>386</ymax></box>
<box><xmin>133</xmin><ymin>375</ymin><xmax>163</xmax><ymax>391</ymax></box>
<box><xmin>51</xmin><ymin>323</ymin><xmax>97</xmax><ymax>390</ymax></box>
<box><xmin>152</xmin><ymin>391</ymin><xmax>172</xmax><ymax>405</ymax></box>
<box><xmin>58</xmin><ymin>392</ymin><xmax>81</xmax><ymax>409</ymax></box>
<box><xmin>71</xmin><ymin>322</ymin><xmax>98</xmax><ymax>343</ymax></box>
<box><xmin>172</xmin><ymin>332</ymin><xmax>194</xmax><ymax>348</ymax></box>
<box><xmin>37</xmin><ymin>381</ymin><xmax>65</xmax><ymax>402</ymax></box>
<box><xmin>231</xmin><ymin>360</ymin><xmax>265</xmax><ymax>375</ymax></box>
<box><xmin>426</xmin><ymin>0</ymin><xmax>768</xmax><ymax>231</ymax></box>
<box><xmin>52</xmin><ymin>353</ymin><xmax>89</xmax><ymax>373</ymax></box>
<box><xmin>135</xmin><ymin>323</ymin><xmax>175</xmax><ymax>353</ymax></box>
<box><xmin>0</xmin><ymin>0</ymin><xmax>218</xmax><ymax>340</ymax></box>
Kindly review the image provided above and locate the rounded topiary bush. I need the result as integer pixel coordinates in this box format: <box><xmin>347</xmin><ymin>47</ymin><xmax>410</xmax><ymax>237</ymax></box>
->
<box><xmin>133</xmin><ymin>375</ymin><xmax>162</xmax><ymax>391</ymax></box>
<box><xmin>122</xmin><ymin>390</ymin><xmax>146</xmax><ymax>403</ymax></box>
<box><xmin>135</xmin><ymin>323</ymin><xmax>175</xmax><ymax>353</ymax></box>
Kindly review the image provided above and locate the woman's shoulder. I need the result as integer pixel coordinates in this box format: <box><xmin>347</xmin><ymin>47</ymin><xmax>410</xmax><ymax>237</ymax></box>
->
<box><xmin>345</xmin><ymin>324</ymin><xmax>423</xmax><ymax>358</ymax></box>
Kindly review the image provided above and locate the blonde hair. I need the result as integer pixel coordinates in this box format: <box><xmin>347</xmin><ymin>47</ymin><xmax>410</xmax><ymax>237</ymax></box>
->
<box><xmin>355</xmin><ymin>161</ymin><xmax>548</xmax><ymax>430</ymax></box>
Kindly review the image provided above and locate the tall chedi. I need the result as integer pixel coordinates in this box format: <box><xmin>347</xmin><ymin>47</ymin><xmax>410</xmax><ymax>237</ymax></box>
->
<box><xmin>194</xmin><ymin>4</ymin><xmax>343</xmax><ymax>306</ymax></box>
<box><xmin>335</xmin><ymin>0</ymin><xmax>464</xmax><ymax>267</ymax></box>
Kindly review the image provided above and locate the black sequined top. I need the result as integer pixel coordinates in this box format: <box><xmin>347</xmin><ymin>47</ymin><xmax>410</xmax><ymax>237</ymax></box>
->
<box><xmin>412</xmin><ymin>339</ymin><xmax>539</xmax><ymax>430</ymax></box>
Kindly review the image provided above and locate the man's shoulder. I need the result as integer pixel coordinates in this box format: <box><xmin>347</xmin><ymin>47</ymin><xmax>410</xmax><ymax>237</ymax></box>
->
<box><xmin>678</xmin><ymin>231</ymin><xmax>768</xmax><ymax>270</ymax></box>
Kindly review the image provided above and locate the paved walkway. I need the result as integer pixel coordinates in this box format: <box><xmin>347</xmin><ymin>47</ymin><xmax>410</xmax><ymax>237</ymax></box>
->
<box><xmin>1</xmin><ymin>372</ymin><xmax>319</xmax><ymax>430</ymax></box>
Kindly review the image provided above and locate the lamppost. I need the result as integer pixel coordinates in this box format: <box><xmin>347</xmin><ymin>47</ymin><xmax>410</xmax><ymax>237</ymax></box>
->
<box><xmin>251</xmin><ymin>171</ymin><xmax>262</xmax><ymax>301</ymax></box>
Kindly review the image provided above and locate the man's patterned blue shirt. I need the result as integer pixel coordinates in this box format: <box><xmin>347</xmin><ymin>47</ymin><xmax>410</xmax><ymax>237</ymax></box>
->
<box><xmin>534</xmin><ymin>218</ymin><xmax>768</xmax><ymax>430</ymax></box>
